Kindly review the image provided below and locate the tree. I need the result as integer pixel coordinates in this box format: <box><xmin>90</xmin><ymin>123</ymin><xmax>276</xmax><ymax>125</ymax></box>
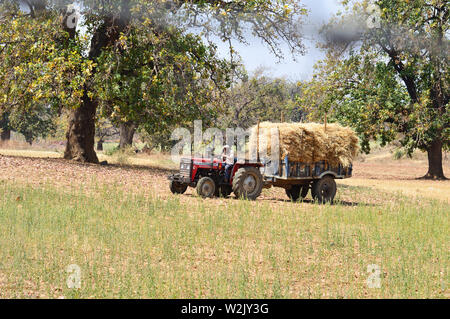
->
<box><xmin>8</xmin><ymin>104</ymin><xmax>58</xmax><ymax>144</ymax></box>
<box><xmin>94</xmin><ymin>25</ymin><xmax>234</xmax><ymax>150</ymax></box>
<box><xmin>218</xmin><ymin>68</ymin><xmax>303</xmax><ymax>129</ymax></box>
<box><xmin>1</xmin><ymin>0</ymin><xmax>307</xmax><ymax>163</ymax></box>
<box><xmin>0</xmin><ymin>106</ymin><xmax>59</xmax><ymax>145</ymax></box>
<box><xmin>0</xmin><ymin>1</ymin><xmax>63</xmax><ymax>145</ymax></box>
<box><xmin>299</xmin><ymin>0</ymin><xmax>449</xmax><ymax>179</ymax></box>
<box><xmin>0</xmin><ymin>111</ymin><xmax>11</xmax><ymax>142</ymax></box>
<box><xmin>0</xmin><ymin>0</ymin><xmax>94</xmax><ymax>149</ymax></box>
<box><xmin>95</xmin><ymin>118</ymin><xmax>119</xmax><ymax>151</ymax></box>
<box><xmin>118</xmin><ymin>121</ymin><xmax>136</xmax><ymax>149</ymax></box>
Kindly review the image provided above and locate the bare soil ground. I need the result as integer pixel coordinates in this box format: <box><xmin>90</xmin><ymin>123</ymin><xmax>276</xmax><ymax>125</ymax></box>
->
<box><xmin>0</xmin><ymin>148</ymin><xmax>449</xmax><ymax>203</ymax></box>
<box><xmin>343</xmin><ymin>160</ymin><xmax>450</xmax><ymax>203</ymax></box>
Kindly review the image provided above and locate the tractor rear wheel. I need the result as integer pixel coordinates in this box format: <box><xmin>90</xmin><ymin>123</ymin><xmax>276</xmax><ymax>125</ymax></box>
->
<box><xmin>196</xmin><ymin>177</ymin><xmax>216</xmax><ymax>198</ymax></box>
<box><xmin>170</xmin><ymin>181</ymin><xmax>188</xmax><ymax>194</ymax></box>
<box><xmin>232</xmin><ymin>167</ymin><xmax>263</xmax><ymax>200</ymax></box>
<box><xmin>312</xmin><ymin>176</ymin><xmax>336</xmax><ymax>204</ymax></box>
<box><xmin>285</xmin><ymin>185</ymin><xmax>309</xmax><ymax>201</ymax></box>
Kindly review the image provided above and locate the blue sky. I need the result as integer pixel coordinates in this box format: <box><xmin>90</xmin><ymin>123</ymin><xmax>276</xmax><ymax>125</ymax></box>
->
<box><xmin>212</xmin><ymin>0</ymin><xmax>343</xmax><ymax>81</ymax></box>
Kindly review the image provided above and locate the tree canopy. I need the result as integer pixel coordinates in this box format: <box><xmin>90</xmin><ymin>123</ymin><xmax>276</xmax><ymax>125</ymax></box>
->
<box><xmin>299</xmin><ymin>0</ymin><xmax>449</xmax><ymax>179</ymax></box>
<box><xmin>218</xmin><ymin>68</ymin><xmax>303</xmax><ymax>129</ymax></box>
<box><xmin>0</xmin><ymin>0</ymin><xmax>307</xmax><ymax>162</ymax></box>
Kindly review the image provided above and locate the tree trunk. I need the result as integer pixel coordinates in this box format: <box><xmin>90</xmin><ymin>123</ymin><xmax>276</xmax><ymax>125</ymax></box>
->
<box><xmin>64</xmin><ymin>93</ymin><xmax>99</xmax><ymax>163</ymax></box>
<box><xmin>422</xmin><ymin>139</ymin><xmax>446</xmax><ymax>180</ymax></box>
<box><xmin>61</xmin><ymin>6</ymin><xmax>98</xmax><ymax>164</ymax></box>
<box><xmin>25</xmin><ymin>135</ymin><xmax>33</xmax><ymax>145</ymax></box>
<box><xmin>0</xmin><ymin>128</ymin><xmax>10</xmax><ymax>142</ymax></box>
<box><xmin>119</xmin><ymin>121</ymin><xmax>136</xmax><ymax>149</ymax></box>
<box><xmin>97</xmin><ymin>139</ymin><xmax>104</xmax><ymax>151</ymax></box>
<box><xmin>62</xmin><ymin>2</ymin><xmax>130</xmax><ymax>163</ymax></box>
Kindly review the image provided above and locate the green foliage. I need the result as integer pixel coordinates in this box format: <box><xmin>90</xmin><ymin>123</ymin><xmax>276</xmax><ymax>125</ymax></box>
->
<box><xmin>52</xmin><ymin>111</ymin><xmax>70</xmax><ymax>141</ymax></box>
<box><xmin>0</xmin><ymin>1</ymin><xmax>93</xmax><ymax>142</ymax></box>
<box><xmin>103</xmin><ymin>144</ymin><xmax>120</xmax><ymax>156</ymax></box>
<box><xmin>218</xmin><ymin>69</ymin><xmax>304</xmax><ymax>129</ymax></box>
<box><xmin>0</xmin><ymin>6</ymin><xmax>93</xmax><ymax>108</ymax></box>
<box><xmin>173</xmin><ymin>0</ymin><xmax>307</xmax><ymax>59</ymax></box>
<box><xmin>1</xmin><ymin>0</ymin><xmax>307</xmax><ymax>155</ymax></box>
<box><xmin>95</xmin><ymin>118</ymin><xmax>119</xmax><ymax>142</ymax></box>
<box><xmin>299</xmin><ymin>0</ymin><xmax>449</xmax><ymax>157</ymax></box>
<box><xmin>94</xmin><ymin>26</ymin><xmax>234</xmax><ymax>135</ymax></box>
<box><xmin>299</xmin><ymin>52</ymin><xmax>410</xmax><ymax>154</ymax></box>
<box><xmin>7</xmin><ymin>104</ymin><xmax>58</xmax><ymax>144</ymax></box>
<box><xmin>111</xmin><ymin>146</ymin><xmax>135</xmax><ymax>165</ymax></box>
<box><xmin>139</xmin><ymin>126</ymin><xmax>177</xmax><ymax>152</ymax></box>
<box><xmin>1</xmin><ymin>105</ymin><xmax>58</xmax><ymax>145</ymax></box>
<box><xmin>0</xmin><ymin>111</ymin><xmax>10</xmax><ymax>133</ymax></box>
<box><xmin>393</xmin><ymin>148</ymin><xmax>406</xmax><ymax>160</ymax></box>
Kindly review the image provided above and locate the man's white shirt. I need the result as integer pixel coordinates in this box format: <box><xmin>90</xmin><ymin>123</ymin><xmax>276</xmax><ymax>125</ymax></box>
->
<box><xmin>224</xmin><ymin>149</ymin><xmax>234</xmax><ymax>165</ymax></box>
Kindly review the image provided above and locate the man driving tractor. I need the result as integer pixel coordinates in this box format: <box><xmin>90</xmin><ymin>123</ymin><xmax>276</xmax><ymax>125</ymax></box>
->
<box><xmin>221</xmin><ymin>145</ymin><xmax>235</xmax><ymax>182</ymax></box>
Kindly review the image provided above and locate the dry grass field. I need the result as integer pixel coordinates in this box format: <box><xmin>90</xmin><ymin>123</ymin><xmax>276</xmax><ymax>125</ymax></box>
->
<box><xmin>0</xmin><ymin>144</ymin><xmax>448</xmax><ymax>298</ymax></box>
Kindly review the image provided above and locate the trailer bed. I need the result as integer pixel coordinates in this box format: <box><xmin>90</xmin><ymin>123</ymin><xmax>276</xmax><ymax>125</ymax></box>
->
<box><xmin>262</xmin><ymin>156</ymin><xmax>352</xmax><ymax>186</ymax></box>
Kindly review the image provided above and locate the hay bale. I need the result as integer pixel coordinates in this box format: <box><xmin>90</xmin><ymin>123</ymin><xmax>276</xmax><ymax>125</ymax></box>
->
<box><xmin>249</xmin><ymin>122</ymin><xmax>359</xmax><ymax>166</ymax></box>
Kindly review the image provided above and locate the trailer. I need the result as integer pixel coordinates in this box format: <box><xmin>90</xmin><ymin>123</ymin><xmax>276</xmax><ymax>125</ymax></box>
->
<box><xmin>261</xmin><ymin>155</ymin><xmax>352</xmax><ymax>203</ymax></box>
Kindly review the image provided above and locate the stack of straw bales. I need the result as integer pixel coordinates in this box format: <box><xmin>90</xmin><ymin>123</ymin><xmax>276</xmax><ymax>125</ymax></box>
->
<box><xmin>249</xmin><ymin>122</ymin><xmax>359</xmax><ymax>166</ymax></box>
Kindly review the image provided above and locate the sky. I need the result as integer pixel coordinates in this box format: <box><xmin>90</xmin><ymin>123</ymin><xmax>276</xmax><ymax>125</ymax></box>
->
<box><xmin>212</xmin><ymin>0</ymin><xmax>343</xmax><ymax>81</ymax></box>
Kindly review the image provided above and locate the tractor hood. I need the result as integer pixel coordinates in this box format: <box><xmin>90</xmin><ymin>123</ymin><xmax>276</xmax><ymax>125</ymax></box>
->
<box><xmin>181</xmin><ymin>157</ymin><xmax>223</xmax><ymax>165</ymax></box>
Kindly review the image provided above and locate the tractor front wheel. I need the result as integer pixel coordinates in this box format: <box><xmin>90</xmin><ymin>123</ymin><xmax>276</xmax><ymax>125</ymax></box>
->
<box><xmin>232</xmin><ymin>167</ymin><xmax>263</xmax><ymax>200</ymax></box>
<box><xmin>196</xmin><ymin>177</ymin><xmax>216</xmax><ymax>198</ymax></box>
<box><xmin>312</xmin><ymin>176</ymin><xmax>336</xmax><ymax>204</ymax></box>
<box><xmin>170</xmin><ymin>181</ymin><xmax>188</xmax><ymax>194</ymax></box>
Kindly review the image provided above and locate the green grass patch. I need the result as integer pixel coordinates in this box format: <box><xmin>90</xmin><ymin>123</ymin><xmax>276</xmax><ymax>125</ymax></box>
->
<box><xmin>0</xmin><ymin>180</ymin><xmax>448</xmax><ymax>298</ymax></box>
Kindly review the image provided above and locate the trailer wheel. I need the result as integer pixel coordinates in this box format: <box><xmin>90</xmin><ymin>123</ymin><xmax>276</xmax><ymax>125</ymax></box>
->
<box><xmin>312</xmin><ymin>176</ymin><xmax>336</xmax><ymax>204</ymax></box>
<box><xmin>311</xmin><ymin>181</ymin><xmax>318</xmax><ymax>199</ymax></box>
<box><xmin>285</xmin><ymin>185</ymin><xmax>309</xmax><ymax>201</ymax></box>
<box><xmin>285</xmin><ymin>185</ymin><xmax>300</xmax><ymax>201</ymax></box>
<box><xmin>301</xmin><ymin>185</ymin><xmax>309</xmax><ymax>198</ymax></box>
<box><xmin>170</xmin><ymin>180</ymin><xmax>188</xmax><ymax>194</ymax></box>
<box><xmin>232</xmin><ymin>167</ymin><xmax>263</xmax><ymax>200</ymax></box>
<box><xmin>196</xmin><ymin>177</ymin><xmax>216</xmax><ymax>198</ymax></box>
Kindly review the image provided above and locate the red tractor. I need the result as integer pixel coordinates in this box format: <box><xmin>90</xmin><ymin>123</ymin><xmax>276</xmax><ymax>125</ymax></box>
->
<box><xmin>168</xmin><ymin>157</ymin><xmax>264</xmax><ymax>200</ymax></box>
<box><xmin>168</xmin><ymin>154</ymin><xmax>352</xmax><ymax>203</ymax></box>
